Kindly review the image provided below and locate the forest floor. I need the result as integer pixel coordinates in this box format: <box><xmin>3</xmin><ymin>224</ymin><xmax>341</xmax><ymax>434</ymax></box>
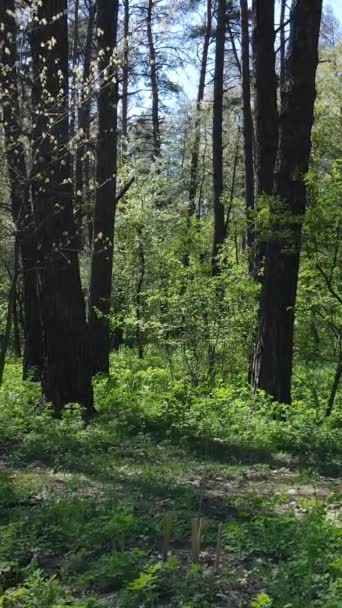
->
<box><xmin>1</xmin><ymin>432</ymin><xmax>341</xmax><ymax>608</ymax></box>
<box><xmin>0</xmin><ymin>360</ymin><xmax>342</xmax><ymax>607</ymax></box>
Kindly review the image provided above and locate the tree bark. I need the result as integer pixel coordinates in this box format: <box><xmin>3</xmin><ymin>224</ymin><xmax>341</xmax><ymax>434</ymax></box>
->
<box><xmin>0</xmin><ymin>0</ymin><xmax>43</xmax><ymax>380</ymax></box>
<box><xmin>75</xmin><ymin>1</ymin><xmax>96</xmax><ymax>243</ymax></box>
<box><xmin>70</xmin><ymin>0</ymin><xmax>80</xmax><ymax>142</ymax></box>
<box><xmin>211</xmin><ymin>0</ymin><xmax>226</xmax><ymax>276</ymax></box>
<box><xmin>188</xmin><ymin>0</ymin><xmax>212</xmax><ymax>216</ymax></box>
<box><xmin>147</xmin><ymin>0</ymin><xmax>161</xmax><ymax>159</ymax></box>
<box><xmin>121</xmin><ymin>0</ymin><xmax>130</xmax><ymax>157</ymax></box>
<box><xmin>279</xmin><ymin>0</ymin><xmax>286</xmax><ymax>93</ymax></box>
<box><xmin>0</xmin><ymin>238</ymin><xmax>19</xmax><ymax>386</ymax></box>
<box><xmin>240</xmin><ymin>0</ymin><xmax>255</xmax><ymax>267</ymax></box>
<box><xmin>251</xmin><ymin>0</ymin><xmax>323</xmax><ymax>404</ymax></box>
<box><xmin>326</xmin><ymin>338</ymin><xmax>342</xmax><ymax>418</ymax></box>
<box><xmin>29</xmin><ymin>0</ymin><xmax>94</xmax><ymax>416</ymax></box>
<box><xmin>12</xmin><ymin>286</ymin><xmax>21</xmax><ymax>359</ymax></box>
<box><xmin>136</xmin><ymin>225</ymin><xmax>145</xmax><ymax>360</ymax></box>
<box><xmin>252</xmin><ymin>0</ymin><xmax>278</xmax><ymax>197</ymax></box>
<box><xmin>88</xmin><ymin>0</ymin><xmax>119</xmax><ymax>375</ymax></box>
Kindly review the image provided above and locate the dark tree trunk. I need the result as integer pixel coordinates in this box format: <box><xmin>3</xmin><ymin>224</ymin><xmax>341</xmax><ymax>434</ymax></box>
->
<box><xmin>22</xmin><ymin>249</ymin><xmax>43</xmax><ymax>380</ymax></box>
<box><xmin>121</xmin><ymin>0</ymin><xmax>130</xmax><ymax>156</ymax></box>
<box><xmin>252</xmin><ymin>0</ymin><xmax>278</xmax><ymax>197</ymax></box>
<box><xmin>279</xmin><ymin>0</ymin><xmax>286</xmax><ymax>93</ymax></box>
<box><xmin>30</xmin><ymin>0</ymin><xmax>94</xmax><ymax>416</ymax></box>
<box><xmin>211</xmin><ymin>0</ymin><xmax>226</xmax><ymax>276</ymax></box>
<box><xmin>240</xmin><ymin>0</ymin><xmax>255</xmax><ymax>268</ymax></box>
<box><xmin>251</xmin><ymin>0</ymin><xmax>323</xmax><ymax>404</ymax></box>
<box><xmin>188</xmin><ymin>0</ymin><xmax>212</xmax><ymax>216</ymax></box>
<box><xmin>252</xmin><ymin>0</ymin><xmax>278</xmax><ymax>275</ymax></box>
<box><xmin>88</xmin><ymin>0</ymin><xmax>119</xmax><ymax>375</ymax></box>
<box><xmin>227</xmin><ymin>21</ymin><xmax>241</xmax><ymax>75</ymax></box>
<box><xmin>12</xmin><ymin>287</ymin><xmax>21</xmax><ymax>359</ymax></box>
<box><xmin>0</xmin><ymin>0</ymin><xmax>43</xmax><ymax>380</ymax></box>
<box><xmin>147</xmin><ymin>0</ymin><xmax>161</xmax><ymax>159</ymax></box>
<box><xmin>0</xmin><ymin>238</ymin><xmax>19</xmax><ymax>386</ymax></box>
<box><xmin>70</xmin><ymin>0</ymin><xmax>80</xmax><ymax>141</ymax></box>
<box><xmin>75</xmin><ymin>2</ymin><xmax>96</xmax><ymax>243</ymax></box>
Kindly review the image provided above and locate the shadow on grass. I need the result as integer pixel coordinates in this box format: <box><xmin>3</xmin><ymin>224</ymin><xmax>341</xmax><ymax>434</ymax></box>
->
<box><xmin>181</xmin><ymin>435</ymin><xmax>342</xmax><ymax>478</ymax></box>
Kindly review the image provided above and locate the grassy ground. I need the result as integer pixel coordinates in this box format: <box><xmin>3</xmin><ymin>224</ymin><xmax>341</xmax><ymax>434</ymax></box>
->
<box><xmin>0</xmin><ymin>360</ymin><xmax>341</xmax><ymax>607</ymax></box>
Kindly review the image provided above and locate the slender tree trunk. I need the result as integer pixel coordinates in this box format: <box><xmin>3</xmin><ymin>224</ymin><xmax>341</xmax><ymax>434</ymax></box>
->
<box><xmin>211</xmin><ymin>0</ymin><xmax>226</xmax><ymax>276</ymax></box>
<box><xmin>147</xmin><ymin>0</ymin><xmax>161</xmax><ymax>159</ymax></box>
<box><xmin>0</xmin><ymin>238</ymin><xmax>19</xmax><ymax>386</ymax></box>
<box><xmin>136</xmin><ymin>225</ymin><xmax>145</xmax><ymax>360</ymax></box>
<box><xmin>188</xmin><ymin>0</ymin><xmax>212</xmax><ymax>216</ymax></box>
<box><xmin>121</xmin><ymin>0</ymin><xmax>130</xmax><ymax>157</ymax></box>
<box><xmin>224</xmin><ymin>127</ymin><xmax>240</xmax><ymax>241</ymax></box>
<box><xmin>227</xmin><ymin>21</ymin><xmax>241</xmax><ymax>75</ymax></box>
<box><xmin>279</xmin><ymin>0</ymin><xmax>286</xmax><ymax>93</ymax></box>
<box><xmin>251</xmin><ymin>0</ymin><xmax>323</xmax><ymax>404</ymax></box>
<box><xmin>12</xmin><ymin>287</ymin><xmax>21</xmax><ymax>359</ymax></box>
<box><xmin>240</xmin><ymin>0</ymin><xmax>255</xmax><ymax>269</ymax></box>
<box><xmin>70</xmin><ymin>0</ymin><xmax>80</xmax><ymax>141</ymax></box>
<box><xmin>0</xmin><ymin>0</ymin><xmax>43</xmax><ymax>380</ymax></box>
<box><xmin>88</xmin><ymin>0</ymin><xmax>119</xmax><ymax>375</ymax></box>
<box><xmin>326</xmin><ymin>339</ymin><xmax>342</xmax><ymax>418</ymax></box>
<box><xmin>17</xmin><ymin>283</ymin><xmax>25</xmax><ymax>337</ymax></box>
<box><xmin>29</xmin><ymin>0</ymin><xmax>94</xmax><ymax>416</ymax></box>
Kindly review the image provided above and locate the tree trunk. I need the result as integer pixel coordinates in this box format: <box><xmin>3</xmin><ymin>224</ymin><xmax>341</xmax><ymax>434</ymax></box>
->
<box><xmin>251</xmin><ymin>0</ymin><xmax>323</xmax><ymax>404</ymax></box>
<box><xmin>211</xmin><ymin>0</ymin><xmax>226</xmax><ymax>276</ymax></box>
<box><xmin>0</xmin><ymin>238</ymin><xmax>19</xmax><ymax>386</ymax></box>
<box><xmin>88</xmin><ymin>0</ymin><xmax>119</xmax><ymax>375</ymax></box>
<box><xmin>12</xmin><ymin>287</ymin><xmax>21</xmax><ymax>359</ymax></box>
<box><xmin>75</xmin><ymin>2</ymin><xmax>96</xmax><ymax>244</ymax></box>
<box><xmin>121</xmin><ymin>0</ymin><xmax>130</xmax><ymax>157</ymax></box>
<box><xmin>29</xmin><ymin>0</ymin><xmax>94</xmax><ymax>416</ymax></box>
<box><xmin>279</xmin><ymin>0</ymin><xmax>286</xmax><ymax>93</ymax></box>
<box><xmin>147</xmin><ymin>0</ymin><xmax>161</xmax><ymax>159</ymax></box>
<box><xmin>0</xmin><ymin>0</ymin><xmax>43</xmax><ymax>380</ymax></box>
<box><xmin>227</xmin><ymin>21</ymin><xmax>241</xmax><ymax>75</ymax></box>
<box><xmin>70</xmin><ymin>0</ymin><xmax>80</xmax><ymax>141</ymax></box>
<box><xmin>136</xmin><ymin>225</ymin><xmax>145</xmax><ymax>360</ymax></box>
<box><xmin>240</xmin><ymin>0</ymin><xmax>255</xmax><ymax>268</ymax></box>
<box><xmin>326</xmin><ymin>339</ymin><xmax>342</xmax><ymax>418</ymax></box>
<box><xmin>252</xmin><ymin>0</ymin><xmax>278</xmax><ymax>197</ymax></box>
<box><xmin>188</xmin><ymin>0</ymin><xmax>212</xmax><ymax>216</ymax></box>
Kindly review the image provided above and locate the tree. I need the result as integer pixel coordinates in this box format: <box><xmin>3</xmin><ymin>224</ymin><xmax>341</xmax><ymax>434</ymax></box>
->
<box><xmin>121</xmin><ymin>0</ymin><xmax>130</xmax><ymax>156</ymax></box>
<box><xmin>211</xmin><ymin>0</ymin><xmax>226</xmax><ymax>275</ymax></box>
<box><xmin>0</xmin><ymin>0</ymin><xmax>43</xmax><ymax>380</ymax></box>
<box><xmin>29</xmin><ymin>0</ymin><xmax>94</xmax><ymax>415</ymax></box>
<box><xmin>251</xmin><ymin>0</ymin><xmax>323</xmax><ymax>404</ymax></box>
<box><xmin>74</xmin><ymin>0</ymin><xmax>96</xmax><ymax>244</ymax></box>
<box><xmin>146</xmin><ymin>0</ymin><xmax>161</xmax><ymax>159</ymax></box>
<box><xmin>188</xmin><ymin>0</ymin><xmax>212</xmax><ymax>217</ymax></box>
<box><xmin>279</xmin><ymin>0</ymin><xmax>287</xmax><ymax>92</ymax></box>
<box><xmin>88</xmin><ymin>0</ymin><xmax>119</xmax><ymax>375</ymax></box>
<box><xmin>252</xmin><ymin>0</ymin><xmax>278</xmax><ymax>197</ymax></box>
<box><xmin>240</xmin><ymin>0</ymin><xmax>255</xmax><ymax>268</ymax></box>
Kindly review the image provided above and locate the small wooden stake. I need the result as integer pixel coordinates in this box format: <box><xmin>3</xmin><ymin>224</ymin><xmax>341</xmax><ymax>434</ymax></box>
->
<box><xmin>191</xmin><ymin>517</ymin><xmax>203</xmax><ymax>564</ymax></box>
<box><xmin>161</xmin><ymin>511</ymin><xmax>173</xmax><ymax>561</ymax></box>
<box><xmin>214</xmin><ymin>523</ymin><xmax>223</xmax><ymax>574</ymax></box>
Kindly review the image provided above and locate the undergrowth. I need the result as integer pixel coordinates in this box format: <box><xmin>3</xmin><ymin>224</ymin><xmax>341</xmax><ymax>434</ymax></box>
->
<box><xmin>0</xmin><ymin>353</ymin><xmax>341</xmax><ymax>607</ymax></box>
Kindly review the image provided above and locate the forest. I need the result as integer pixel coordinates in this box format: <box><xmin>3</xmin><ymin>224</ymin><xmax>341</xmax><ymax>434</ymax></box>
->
<box><xmin>0</xmin><ymin>0</ymin><xmax>341</xmax><ymax>606</ymax></box>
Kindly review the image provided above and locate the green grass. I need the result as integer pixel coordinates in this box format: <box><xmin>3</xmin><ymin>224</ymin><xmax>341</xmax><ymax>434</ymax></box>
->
<box><xmin>0</xmin><ymin>356</ymin><xmax>341</xmax><ymax>607</ymax></box>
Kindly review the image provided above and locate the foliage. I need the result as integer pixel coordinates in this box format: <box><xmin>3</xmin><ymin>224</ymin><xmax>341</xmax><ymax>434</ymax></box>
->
<box><xmin>0</xmin><ymin>359</ymin><xmax>341</xmax><ymax>607</ymax></box>
<box><xmin>0</xmin><ymin>3</ymin><xmax>341</xmax><ymax>608</ymax></box>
